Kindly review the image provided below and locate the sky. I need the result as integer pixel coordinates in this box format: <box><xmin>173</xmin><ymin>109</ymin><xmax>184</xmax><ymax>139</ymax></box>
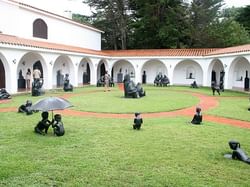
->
<box><xmin>18</xmin><ymin>0</ymin><xmax>250</xmax><ymax>17</ymax></box>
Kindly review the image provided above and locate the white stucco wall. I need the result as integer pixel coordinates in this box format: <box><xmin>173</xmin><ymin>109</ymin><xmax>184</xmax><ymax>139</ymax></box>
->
<box><xmin>0</xmin><ymin>0</ymin><xmax>101</xmax><ymax>50</ymax></box>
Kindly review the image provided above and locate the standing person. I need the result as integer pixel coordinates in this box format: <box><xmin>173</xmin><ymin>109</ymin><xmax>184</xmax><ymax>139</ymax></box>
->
<box><xmin>104</xmin><ymin>71</ymin><xmax>110</xmax><ymax>92</ymax></box>
<box><xmin>33</xmin><ymin>67</ymin><xmax>41</xmax><ymax>82</ymax></box>
<box><xmin>25</xmin><ymin>68</ymin><xmax>31</xmax><ymax>90</ymax></box>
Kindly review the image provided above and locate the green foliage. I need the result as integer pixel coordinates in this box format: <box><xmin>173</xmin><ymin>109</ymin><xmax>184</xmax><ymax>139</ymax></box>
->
<box><xmin>206</xmin><ymin>18</ymin><xmax>250</xmax><ymax>47</ymax></box>
<box><xmin>129</xmin><ymin>0</ymin><xmax>189</xmax><ymax>49</ymax></box>
<box><xmin>236</xmin><ymin>5</ymin><xmax>250</xmax><ymax>34</ymax></box>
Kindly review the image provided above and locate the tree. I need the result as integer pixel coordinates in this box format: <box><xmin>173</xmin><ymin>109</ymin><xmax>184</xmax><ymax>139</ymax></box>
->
<box><xmin>83</xmin><ymin>0</ymin><xmax>131</xmax><ymax>50</ymax></box>
<box><xmin>187</xmin><ymin>0</ymin><xmax>224</xmax><ymax>47</ymax></box>
<box><xmin>236</xmin><ymin>5</ymin><xmax>250</xmax><ymax>34</ymax></box>
<box><xmin>129</xmin><ymin>0</ymin><xmax>189</xmax><ymax>49</ymax></box>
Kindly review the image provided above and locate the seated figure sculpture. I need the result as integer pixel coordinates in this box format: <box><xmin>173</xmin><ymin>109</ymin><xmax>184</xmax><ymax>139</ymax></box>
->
<box><xmin>228</xmin><ymin>140</ymin><xmax>250</xmax><ymax>164</ymax></box>
<box><xmin>32</xmin><ymin>78</ymin><xmax>44</xmax><ymax>96</ymax></box>
<box><xmin>133</xmin><ymin>112</ymin><xmax>143</xmax><ymax>130</ymax></box>
<box><xmin>161</xmin><ymin>75</ymin><xmax>170</xmax><ymax>87</ymax></box>
<box><xmin>154</xmin><ymin>73</ymin><xmax>162</xmax><ymax>86</ymax></box>
<box><xmin>123</xmin><ymin>74</ymin><xmax>145</xmax><ymax>98</ymax></box>
<box><xmin>97</xmin><ymin>76</ymin><xmax>105</xmax><ymax>87</ymax></box>
<box><xmin>52</xmin><ymin>114</ymin><xmax>65</xmax><ymax>136</ymax></box>
<box><xmin>0</xmin><ymin>88</ymin><xmax>11</xmax><ymax>99</ymax></box>
<box><xmin>18</xmin><ymin>100</ymin><xmax>34</xmax><ymax>115</ymax></box>
<box><xmin>190</xmin><ymin>81</ymin><xmax>198</xmax><ymax>88</ymax></box>
<box><xmin>34</xmin><ymin>111</ymin><xmax>51</xmax><ymax>135</ymax></box>
<box><xmin>191</xmin><ymin>107</ymin><xmax>202</xmax><ymax>125</ymax></box>
<box><xmin>63</xmin><ymin>74</ymin><xmax>73</xmax><ymax>92</ymax></box>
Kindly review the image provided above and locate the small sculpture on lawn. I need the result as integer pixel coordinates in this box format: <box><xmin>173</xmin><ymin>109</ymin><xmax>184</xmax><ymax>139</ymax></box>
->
<box><xmin>133</xmin><ymin>112</ymin><xmax>143</xmax><ymax>130</ymax></box>
<box><xmin>32</xmin><ymin>78</ymin><xmax>44</xmax><ymax>96</ymax></box>
<box><xmin>226</xmin><ymin>140</ymin><xmax>250</xmax><ymax>164</ymax></box>
<box><xmin>191</xmin><ymin>107</ymin><xmax>202</xmax><ymax>125</ymax></box>
<box><xmin>63</xmin><ymin>74</ymin><xmax>73</xmax><ymax>92</ymax></box>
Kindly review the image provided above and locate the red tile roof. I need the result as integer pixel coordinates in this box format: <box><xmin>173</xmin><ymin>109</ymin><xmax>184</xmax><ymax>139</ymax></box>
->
<box><xmin>103</xmin><ymin>48</ymin><xmax>218</xmax><ymax>57</ymax></box>
<box><xmin>205</xmin><ymin>44</ymin><xmax>250</xmax><ymax>56</ymax></box>
<box><xmin>0</xmin><ymin>34</ymin><xmax>106</xmax><ymax>56</ymax></box>
<box><xmin>1</xmin><ymin>34</ymin><xmax>250</xmax><ymax>57</ymax></box>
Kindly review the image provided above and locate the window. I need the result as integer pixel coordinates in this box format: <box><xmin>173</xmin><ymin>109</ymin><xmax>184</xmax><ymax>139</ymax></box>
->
<box><xmin>33</xmin><ymin>19</ymin><xmax>48</xmax><ymax>39</ymax></box>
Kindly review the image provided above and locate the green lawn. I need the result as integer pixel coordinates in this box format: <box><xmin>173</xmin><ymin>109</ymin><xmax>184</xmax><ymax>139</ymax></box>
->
<box><xmin>0</xmin><ymin>86</ymin><xmax>250</xmax><ymax>186</ymax></box>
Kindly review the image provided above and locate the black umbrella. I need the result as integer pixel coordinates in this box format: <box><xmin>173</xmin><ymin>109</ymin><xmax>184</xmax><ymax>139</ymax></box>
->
<box><xmin>31</xmin><ymin>96</ymin><xmax>73</xmax><ymax>119</ymax></box>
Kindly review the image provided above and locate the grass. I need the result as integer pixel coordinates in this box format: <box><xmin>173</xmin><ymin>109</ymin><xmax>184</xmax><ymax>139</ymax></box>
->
<box><xmin>70</xmin><ymin>87</ymin><xmax>198</xmax><ymax>113</ymax></box>
<box><xmin>206</xmin><ymin>97</ymin><xmax>250</xmax><ymax>121</ymax></box>
<box><xmin>0</xmin><ymin>85</ymin><xmax>250</xmax><ymax>186</ymax></box>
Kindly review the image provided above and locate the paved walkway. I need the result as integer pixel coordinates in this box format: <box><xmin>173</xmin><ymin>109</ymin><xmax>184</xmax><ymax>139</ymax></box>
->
<box><xmin>1</xmin><ymin>86</ymin><xmax>250</xmax><ymax>129</ymax></box>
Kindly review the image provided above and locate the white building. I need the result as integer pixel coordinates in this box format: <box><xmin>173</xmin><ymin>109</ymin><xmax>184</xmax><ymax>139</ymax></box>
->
<box><xmin>1</xmin><ymin>0</ymin><xmax>250</xmax><ymax>94</ymax></box>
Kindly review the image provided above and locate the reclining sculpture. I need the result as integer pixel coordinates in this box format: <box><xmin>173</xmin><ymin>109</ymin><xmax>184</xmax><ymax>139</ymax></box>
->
<box><xmin>63</xmin><ymin>74</ymin><xmax>73</xmax><ymax>92</ymax></box>
<box><xmin>123</xmin><ymin>74</ymin><xmax>145</xmax><ymax>98</ymax></box>
<box><xmin>18</xmin><ymin>100</ymin><xmax>35</xmax><ymax>115</ymax></box>
<box><xmin>228</xmin><ymin>140</ymin><xmax>250</xmax><ymax>164</ymax></box>
<box><xmin>0</xmin><ymin>88</ymin><xmax>11</xmax><ymax>99</ymax></box>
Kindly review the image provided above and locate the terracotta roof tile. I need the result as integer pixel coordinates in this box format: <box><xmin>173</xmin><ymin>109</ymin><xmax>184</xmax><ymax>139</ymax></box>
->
<box><xmin>0</xmin><ymin>34</ymin><xmax>106</xmax><ymax>56</ymax></box>
<box><xmin>1</xmin><ymin>34</ymin><xmax>250</xmax><ymax>57</ymax></box>
<box><xmin>104</xmin><ymin>48</ymin><xmax>218</xmax><ymax>57</ymax></box>
<box><xmin>206</xmin><ymin>44</ymin><xmax>250</xmax><ymax>56</ymax></box>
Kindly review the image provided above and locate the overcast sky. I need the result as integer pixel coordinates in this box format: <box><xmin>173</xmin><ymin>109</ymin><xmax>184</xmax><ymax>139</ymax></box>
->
<box><xmin>18</xmin><ymin>0</ymin><xmax>250</xmax><ymax>17</ymax></box>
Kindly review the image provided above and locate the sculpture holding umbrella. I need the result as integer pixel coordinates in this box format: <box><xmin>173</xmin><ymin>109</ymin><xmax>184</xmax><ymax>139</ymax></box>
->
<box><xmin>31</xmin><ymin>97</ymin><xmax>72</xmax><ymax>136</ymax></box>
<box><xmin>31</xmin><ymin>96</ymin><xmax>73</xmax><ymax>119</ymax></box>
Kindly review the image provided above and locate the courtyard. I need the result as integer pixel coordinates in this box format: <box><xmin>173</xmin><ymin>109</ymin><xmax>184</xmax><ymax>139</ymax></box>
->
<box><xmin>0</xmin><ymin>85</ymin><xmax>249</xmax><ymax>186</ymax></box>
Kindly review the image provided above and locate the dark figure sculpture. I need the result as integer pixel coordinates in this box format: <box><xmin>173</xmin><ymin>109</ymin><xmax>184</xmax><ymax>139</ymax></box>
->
<box><xmin>34</xmin><ymin>111</ymin><xmax>51</xmax><ymax>135</ymax></box>
<box><xmin>18</xmin><ymin>100</ymin><xmax>34</xmax><ymax>115</ymax></box>
<box><xmin>97</xmin><ymin>76</ymin><xmax>105</xmax><ymax>87</ymax></box>
<box><xmin>190</xmin><ymin>81</ymin><xmax>198</xmax><ymax>88</ymax></box>
<box><xmin>154</xmin><ymin>73</ymin><xmax>162</xmax><ymax>86</ymax></box>
<box><xmin>0</xmin><ymin>88</ymin><xmax>11</xmax><ymax>99</ymax></box>
<box><xmin>32</xmin><ymin>78</ymin><xmax>44</xmax><ymax>96</ymax></box>
<box><xmin>219</xmin><ymin>71</ymin><xmax>225</xmax><ymax>92</ymax></box>
<box><xmin>123</xmin><ymin>74</ymin><xmax>145</xmax><ymax>98</ymax></box>
<box><xmin>228</xmin><ymin>140</ymin><xmax>250</xmax><ymax>164</ymax></box>
<box><xmin>133</xmin><ymin>112</ymin><xmax>143</xmax><ymax>130</ymax></box>
<box><xmin>52</xmin><ymin>114</ymin><xmax>65</xmax><ymax>136</ymax></box>
<box><xmin>211</xmin><ymin>81</ymin><xmax>220</xmax><ymax>95</ymax></box>
<box><xmin>63</xmin><ymin>74</ymin><xmax>73</xmax><ymax>92</ymax></box>
<box><xmin>109</xmin><ymin>77</ymin><xmax>115</xmax><ymax>87</ymax></box>
<box><xmin>191</xmin><ymin>107</ymin><xmax>202</xmax><ymax>125</ymax></box>
<box><xmin>161</xmin><ymin>75</ymin><xmax>170</xmax><ymax>86</ymax></box>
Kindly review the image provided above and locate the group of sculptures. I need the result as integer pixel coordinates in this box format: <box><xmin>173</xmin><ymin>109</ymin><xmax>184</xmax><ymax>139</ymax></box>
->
<box><xmin>123</xmin><ymin>74</ymin><xmax>145</xmax><ymax>98</ymax></box>
<box><xmin>154</xmin><ymin>73</ymin><xmax>170</xmax><ymax>87</ymax></box>
<box><xmin>34</xmin><ymin>111</ymin><xmax>65</xmax><ymax>136</ymax></box>
<box><xmin>96</xmin><ymin>75</ymin><xmax>114</xmax><ymax>87</ymax></box>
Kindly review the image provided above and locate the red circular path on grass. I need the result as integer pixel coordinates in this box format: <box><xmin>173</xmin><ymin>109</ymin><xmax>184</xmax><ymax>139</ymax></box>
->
<box><xmin>0</xmin><ymin>89</ymin><xmax>250</xmax><ymax>129</ymax></box>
